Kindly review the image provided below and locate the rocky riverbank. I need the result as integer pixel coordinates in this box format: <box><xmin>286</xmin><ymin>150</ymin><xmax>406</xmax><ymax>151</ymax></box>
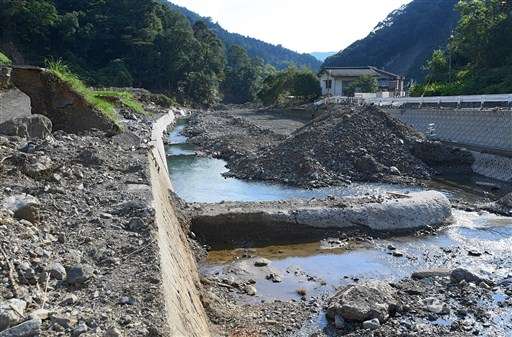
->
<box><xmin>185</xmin><ymin>105</ymin><xmax>475</xmax><ymax>188</ymax></box>
<box><xmin>0</xmin><ymin>110</ymin><xmax>169</xmax><ymax>336</ymax></box>
<box><xmin>322</xmin><ymin>267</ymin><xmax>511</xmax><ymax>336</ymax></box>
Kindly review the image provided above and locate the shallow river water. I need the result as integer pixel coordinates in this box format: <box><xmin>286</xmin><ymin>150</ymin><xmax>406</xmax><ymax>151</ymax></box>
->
<box><xmin>166</xmin><ymin>120</ymin><xmax>512</xmax><ymax>335</ymax></box>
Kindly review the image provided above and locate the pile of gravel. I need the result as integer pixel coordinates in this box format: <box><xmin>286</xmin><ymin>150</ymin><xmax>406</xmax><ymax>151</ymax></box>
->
<box><xmin>228</xmin><ymin>105</ymin><xmax>433</xmax><ymax>187</ymax></box>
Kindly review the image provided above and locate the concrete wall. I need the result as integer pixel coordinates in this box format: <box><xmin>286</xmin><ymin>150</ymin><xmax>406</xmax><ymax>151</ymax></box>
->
<box><xmin>149</xmin><ymin>112</ymin><xmax>211</xmax><ymax>337</ymax></box>
<box><xmin>387</xmin><ymin>108</ymin><xmax>512</xmax><ymax>152</ymax></box>
<box><xmin>386</xmin><ymin>108</ymin><xmax>512</xmax><ymax>182</ymax></box>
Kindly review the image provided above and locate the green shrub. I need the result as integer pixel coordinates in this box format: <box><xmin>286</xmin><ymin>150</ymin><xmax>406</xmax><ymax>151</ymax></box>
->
<box><xmin>0</xmin><ymin>51</ymin><xmax>11</xmax><ymax>66</ymax></box>
<box><xmin>92</xmin><ymin>90</ymin><xmax>145</xmax><ymax>115</ymax></box>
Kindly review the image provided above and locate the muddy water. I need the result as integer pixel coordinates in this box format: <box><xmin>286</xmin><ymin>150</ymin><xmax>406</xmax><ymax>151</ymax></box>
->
<box><xmin>166</xmin><ymin>120</ymin><xmax>512</xmax><ymax>334</ymax></box>
<box><xmin>202</xmin><ymin>210</ymin><xmax>512</xmax><ymax>301</ymax></box>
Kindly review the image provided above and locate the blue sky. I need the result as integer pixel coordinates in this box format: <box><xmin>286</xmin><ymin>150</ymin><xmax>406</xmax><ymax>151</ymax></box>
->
<box><xmin>170</xmin><ymin>0</ymin><xmax>411</xmax><ymax>53</ymax></box>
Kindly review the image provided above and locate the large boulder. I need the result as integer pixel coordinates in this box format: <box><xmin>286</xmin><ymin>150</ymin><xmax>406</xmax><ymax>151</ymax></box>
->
<box><xmin>10</xmin><ymin>66</ymin><xmax>119</xmax><ymax>133</ymax></box>
<box><xmin>498</xmin><ymin>193</ymin><xmax>512</xmax><ymax>209</ymax></box>
<box><xmin>2</xmin><ymin>194</ymin><xmax>41</xmax><ymax>223</ymax></box>
<box><xmin>0</xmin><ymin>115</ymin><xmax>52</xmax><ymax>139</ymax></box>
<box><xmin>326</xmin><ymin>281</ymin><xmax>399</xmax><ymax>323</ymax></box>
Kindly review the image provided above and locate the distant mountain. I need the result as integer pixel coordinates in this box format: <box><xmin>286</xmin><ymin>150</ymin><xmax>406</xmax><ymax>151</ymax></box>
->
<box><xmin>323</xmin><ymin>0</ymin><xmax>460</xmax><ymax>81</ymax></box>
<box><xmin>310</xmin><ymin>52</ymin><xmax>337</xmax><ymax>62</ymax></box>
<box><xmin>164</xmin><ymin>2</ymin><xmax>322</xmax><ymax>71</ymax></box>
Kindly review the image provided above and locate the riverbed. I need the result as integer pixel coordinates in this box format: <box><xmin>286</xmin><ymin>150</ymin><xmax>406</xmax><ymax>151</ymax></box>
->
<box><xmin>166</xmin><ymin>119</ymin><xmax>512</xmax><ymax>336</ymax></box>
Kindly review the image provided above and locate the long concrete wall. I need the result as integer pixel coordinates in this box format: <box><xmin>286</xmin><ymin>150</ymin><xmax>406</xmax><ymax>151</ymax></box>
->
<box><xmin>386</xmin><ymin>108</ymin><xmax>512</xmax><ymax>182</ymax></box>
<box><xmin>149</xmin><ymin>112</ymin><xmax>211</xmax><ymax>337</ymax></box>
<box><xmin>387</xmin><ymin>108</ymin><xmax>512</xmax><ymax>152</ymax></box>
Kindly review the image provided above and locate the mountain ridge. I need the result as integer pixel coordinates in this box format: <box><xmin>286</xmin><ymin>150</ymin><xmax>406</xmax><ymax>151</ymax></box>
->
<box><xmin>323</xmin><ymin>0</ymin><xmax>460</xmax><ymax>81</ymax></box>
<box><xmin>165</xmin><ymin>2</ymin><xmax>322</xmax><ymax>71</ymax></box>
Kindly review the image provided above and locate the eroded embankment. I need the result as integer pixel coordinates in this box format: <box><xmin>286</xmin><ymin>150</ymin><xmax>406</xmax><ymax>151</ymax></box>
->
<box><xmin>187</xmin><ymin>191</ymin><xmax>452</xmax><ymax>248</ymax></box>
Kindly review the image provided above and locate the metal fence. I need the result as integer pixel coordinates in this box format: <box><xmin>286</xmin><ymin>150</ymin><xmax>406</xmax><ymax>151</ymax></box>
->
<box><xmin>315</xmin><ymin>94</ymin><xmax>512</xmax><ymax>109</ymax></box>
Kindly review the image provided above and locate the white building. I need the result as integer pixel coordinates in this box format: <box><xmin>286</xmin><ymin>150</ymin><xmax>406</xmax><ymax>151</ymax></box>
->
<box><xmin>319</xmin><ymin>66</ymin><xmax>405</xmax><ymax>97</ymax></box>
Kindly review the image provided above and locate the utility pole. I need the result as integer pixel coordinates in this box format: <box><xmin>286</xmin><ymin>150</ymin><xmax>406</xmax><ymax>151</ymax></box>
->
<box><xmin>448</xmin><ymin>33</ymin><xmax>454</xmax><ymax>83</ymax></box>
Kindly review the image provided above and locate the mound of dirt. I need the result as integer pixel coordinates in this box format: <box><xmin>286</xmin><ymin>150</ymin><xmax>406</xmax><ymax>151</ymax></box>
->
<box><xmin>228</xmin><ymin>105</ymin><xmax>433</xmax><ymax>187</ymax></box>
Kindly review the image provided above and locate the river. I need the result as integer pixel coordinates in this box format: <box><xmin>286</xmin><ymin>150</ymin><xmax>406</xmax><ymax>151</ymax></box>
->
<box><xmin>166</xmin><ymin>119</ymin><xmax>512</xmax><ymax>336</ymax></box>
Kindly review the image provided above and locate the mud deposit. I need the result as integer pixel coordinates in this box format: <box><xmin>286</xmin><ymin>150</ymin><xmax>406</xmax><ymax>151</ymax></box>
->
<box><xmin>166</xmin><ymin>118</ymin><xmax>512</xmax><ymax>336</ymax></box>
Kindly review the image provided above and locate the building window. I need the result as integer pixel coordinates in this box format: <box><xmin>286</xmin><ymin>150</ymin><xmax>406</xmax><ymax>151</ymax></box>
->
<box><xmin>325</xmin><ymin>80</ymin><xmax>332</xmax><ymax>89</ymax></box>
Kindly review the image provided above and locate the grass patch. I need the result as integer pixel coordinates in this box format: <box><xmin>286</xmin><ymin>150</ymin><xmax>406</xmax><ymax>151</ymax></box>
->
<box><xmin>0</xmin><ymin>51</ymin><xmax>11</xmax><ymax>66</ymax></box>
<box><xmin>93</xmin><ymin>90</ymin><xmax>146</xmax><ymax>115</ymax></box>
<box><xmin>46</xmin><ymin>59</ymin><xmax>121</xmax><ymax>125</ymax></box>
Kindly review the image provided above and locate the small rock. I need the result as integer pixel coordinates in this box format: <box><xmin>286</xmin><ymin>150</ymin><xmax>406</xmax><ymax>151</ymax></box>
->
<box><xmin>104</xmin><ymin>327</ymin><xmax>123</xmax><ymax>337</ymax></box>
<box><xmin>254</xmin><ymin>258</ymin><xmax>271</xmax><ymax>267</ymax></box>
<box><xmin>244</xmin><ymin>285</ymin><xmax>257</xmax><ymax>296</ymax></box>
<box><xmin>60</xmin><ymin>294</ymin><xmax>78</xmax><ymax>306</ymax></box>
<box><xmin>66</xmin><ymin>264</ymin><xmax>94</xmax><ymax>286</ymax></box>
<box><xmin>468</xmin><ymin>250</ymin><xmax>482</xmax><ymax>257</ymax></box>
<box><xmin>119</xmin><ymin>296</ymin><xmax>136</xmax><ymax>305</ymax></box>
<box><xmin>72</xmin><ymin>322</ymin><xmax>88</xmax><ymax>336</ymax></box>
<box><xmin>47</xmin><ymin>262</ymin><xmax>67</xmax><ymax>281</ymax></box>
<box><xmin>51</xmin><ymin>314</ymin><xmax>78</xmax><ymax>329</ymax></box>
<box><xmin>450</xmin><ymin>268</ymin><xmax>491</xmax><ymax>285</ymax></box>
<box><xmin>266</xmin><ymin>273</ymin><xmax>282</xmax><ymax>283</ymax></box>
<box><xmin>423</xmin><ymin>298</ymin><xmax>450</xmax><ymax>315</ymax></box>
<box><xmin>0</xmin><ymin>318</ymin><xmax>41</xmax><ymax>337</ymax></box>
<box><xmin>389</xmin><ymin>166</ymin><xmax>401</xmax><ymax>176</ymax></box>
<box><xmin>362</xmin><ymin>318</ymin><xmax>381</xmax><ymax>330</ymax></box>
<box><xmin>0</xmin><ymin>299</ymin><xmax>27</xmax><ymax>331</ymax></box>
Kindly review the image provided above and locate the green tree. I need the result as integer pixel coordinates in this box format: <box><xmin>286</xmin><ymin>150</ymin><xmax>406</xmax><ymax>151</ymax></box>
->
<box><xmin>425</xmin><ymin>49</ymin><xmax>449</xmax><ymax>82</ymax></box>
<box><xmin>345</xmin><ymin>75</ymin><xmax>378</xmax><ymax>96</ymax></box>
<box><xmin>222</xmin><ymin>45</ymin><xmax>261</xmax><ymax>103</ymax></box>
<box><xmin>257</xmin><ymin>67</ymin><xmax>320</xmax><ymax>105</ymax></box>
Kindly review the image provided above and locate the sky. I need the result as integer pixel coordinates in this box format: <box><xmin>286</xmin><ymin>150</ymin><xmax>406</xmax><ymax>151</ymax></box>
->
<box><xmin>170</xmin><ymin>0</ymin><xmax>412</xmax><ymax>53</ymax></box>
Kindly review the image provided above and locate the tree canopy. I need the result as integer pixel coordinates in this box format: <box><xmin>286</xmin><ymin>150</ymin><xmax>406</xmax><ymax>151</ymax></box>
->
<box><xmin>414</xmin><ymin>0</ymin><xmax>512</xmax><ymax>96</ymax></box>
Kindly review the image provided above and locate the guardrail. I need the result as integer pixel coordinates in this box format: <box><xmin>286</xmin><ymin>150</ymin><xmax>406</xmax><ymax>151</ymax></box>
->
<box><xmin>315</xmin><ymin>94</ymin><xmax>512</xmax><ymax>109</ymax></box>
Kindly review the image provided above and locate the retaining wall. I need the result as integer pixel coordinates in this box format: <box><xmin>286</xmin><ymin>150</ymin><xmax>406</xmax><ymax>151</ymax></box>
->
<box><xmin>149</xmin><ymin>112</ymin><xmax>211</xmax><ymax>337</ymax></box>
<box><xmin>387</xmin><ymin>108</ymin><xmax>512</xmax><ymax>152</ymax></box>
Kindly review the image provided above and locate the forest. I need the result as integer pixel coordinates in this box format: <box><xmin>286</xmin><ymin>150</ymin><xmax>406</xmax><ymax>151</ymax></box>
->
<box><xmin>413</xmin><ymin>0</ymin><xmax>512</xmax><ymax>96</ymax></box>
<box><xmin>0</xmin><ymin>0</ymin><xmax>320</xmax><ymax>106</ymax></box>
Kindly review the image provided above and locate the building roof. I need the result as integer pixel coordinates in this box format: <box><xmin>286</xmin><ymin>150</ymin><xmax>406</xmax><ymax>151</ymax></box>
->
<box><xmin>320</xmin><ymin>66</ymin><xmax>402</xmax><ymax>79</ymax></box>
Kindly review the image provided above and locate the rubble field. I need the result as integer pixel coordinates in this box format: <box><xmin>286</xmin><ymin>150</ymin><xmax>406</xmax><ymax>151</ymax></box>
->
<box><xmin>0</xmin><ymin>112</ymin><xmax>168</xmax><ymax>337</ymax></box>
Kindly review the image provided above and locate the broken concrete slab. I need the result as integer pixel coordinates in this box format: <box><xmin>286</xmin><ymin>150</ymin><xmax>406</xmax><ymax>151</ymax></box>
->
<box><xmin>188</xmin><ymin>191</ymin><xmax>452</xmax><ymax>247</ymax></box>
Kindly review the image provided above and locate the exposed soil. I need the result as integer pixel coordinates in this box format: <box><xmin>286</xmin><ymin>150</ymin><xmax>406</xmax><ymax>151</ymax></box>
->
<box><xmin>0</xmin><ymin>110</ymin><xmax>169</xmax><ymax>336</ymax></box>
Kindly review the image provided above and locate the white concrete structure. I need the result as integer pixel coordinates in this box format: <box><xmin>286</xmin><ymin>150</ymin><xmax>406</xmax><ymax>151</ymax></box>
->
<box><xmin>319</xmin><ymin>66</ymin><xmax>405</xmax><ymax>97</ymax></box>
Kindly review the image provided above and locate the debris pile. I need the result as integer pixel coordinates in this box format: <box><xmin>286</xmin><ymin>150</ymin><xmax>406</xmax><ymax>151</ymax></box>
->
<box><xmin>229</xmin><ymin>105</ymin><xmax>434</xmax><ymax>187</ymax></box>
<box><xmin>0</xmin><ymin>110</ymin><xmax>168</xmax><ymax>336</ymax></box>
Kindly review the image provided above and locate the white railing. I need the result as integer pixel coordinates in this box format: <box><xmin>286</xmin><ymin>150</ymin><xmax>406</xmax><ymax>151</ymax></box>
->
<box><xmin>316</xmin><ymin>94</ymin><xmax>512</xmax><ymax>108</ymax></box>
<box><xmin>368</xmin><ymin>94</ymin><xmax>512</xmax><ymax>107</ymax></box>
